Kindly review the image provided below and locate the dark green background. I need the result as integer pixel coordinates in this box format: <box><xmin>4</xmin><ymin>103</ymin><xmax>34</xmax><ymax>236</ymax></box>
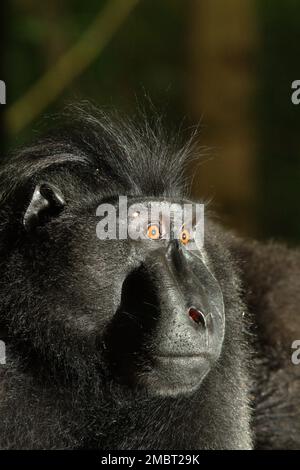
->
<box><xmin>1</xmin><ymin>0</ymin><xmax>300</xmax><ymax>244</ymax></box>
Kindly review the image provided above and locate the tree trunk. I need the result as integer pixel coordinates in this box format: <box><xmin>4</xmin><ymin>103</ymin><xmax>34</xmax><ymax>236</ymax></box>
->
<box><xmin>187</xmin><ymin>0</ymin><xmax>258</xmax><ymax>236</ymax></box>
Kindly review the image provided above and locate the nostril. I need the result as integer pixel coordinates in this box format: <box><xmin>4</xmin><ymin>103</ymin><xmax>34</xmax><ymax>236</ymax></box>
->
<box><xmin>188</xmin><ymin>307</ymin><xmax>206</xmax><ymax>328</ymax></box>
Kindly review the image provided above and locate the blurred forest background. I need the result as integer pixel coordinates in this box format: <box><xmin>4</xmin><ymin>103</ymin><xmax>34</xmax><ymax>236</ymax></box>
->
<box><xmin>1</xmin><ymin>0</ymin><xmax>300</xmax><ymax>243</ymax></box>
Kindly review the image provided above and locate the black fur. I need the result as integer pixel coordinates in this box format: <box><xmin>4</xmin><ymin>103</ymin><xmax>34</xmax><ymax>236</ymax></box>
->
<box><xmin>0</xmin><ymin>106</ymin><xmax>299</xmax><ymax>449</ymax></box>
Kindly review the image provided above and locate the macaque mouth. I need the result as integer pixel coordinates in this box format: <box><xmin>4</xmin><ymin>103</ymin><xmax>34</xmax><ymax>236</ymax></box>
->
<box><xmin>154</xmin><ymin>353</ymin><xmax>208</xmax><ymax>361</ymax></box>
<box><xmin>104</xmin><ymin>259</ymin><xmax>222</xmax><ymax>395</ymax></box>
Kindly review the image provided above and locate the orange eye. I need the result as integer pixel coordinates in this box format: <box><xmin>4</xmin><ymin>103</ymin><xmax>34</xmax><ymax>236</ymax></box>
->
<box><xmin>179</xmin><ymin>228</ymin><xmax>190</xmax><ymax>245</ymax></box>
<box><xmin>147</xmin><ymin>224</ymin><xmax>160</xmax><ymax>240</ymax></box>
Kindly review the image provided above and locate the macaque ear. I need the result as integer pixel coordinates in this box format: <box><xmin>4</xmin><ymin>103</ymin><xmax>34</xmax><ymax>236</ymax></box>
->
<box><xmin>23</xmin><ymin>182</ymin><xmax>65</xmax><ymax>231</ymax></box>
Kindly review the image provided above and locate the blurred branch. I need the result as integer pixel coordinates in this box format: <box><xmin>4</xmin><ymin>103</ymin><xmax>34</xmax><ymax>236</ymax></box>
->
<box><xmin>6</xmin><ymin>0</ymin><xmax>139</xmax><ymax>135</ymax></box>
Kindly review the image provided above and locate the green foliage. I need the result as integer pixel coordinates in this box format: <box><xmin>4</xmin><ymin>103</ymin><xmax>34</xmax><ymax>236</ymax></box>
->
<box><xmin>256</xmin><ymin>0</ymin><xmax>300</xmax><ymax>242</ymax></box>
<box><xmin>7</xmin><ymin>0</ymin><xmax>186</xmax><ymax>146</ymax></box>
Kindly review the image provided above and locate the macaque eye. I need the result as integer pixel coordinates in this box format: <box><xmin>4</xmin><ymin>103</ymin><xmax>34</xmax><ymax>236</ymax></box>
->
<box><xmin>179</xmin><ymin>228</ymin><xmax>191</xmax><ymax>245</ymax></box>
<box><xmin>147</xmin><ymin>224</ymin><xmax>160</xmax><ymax>240</ymax></box>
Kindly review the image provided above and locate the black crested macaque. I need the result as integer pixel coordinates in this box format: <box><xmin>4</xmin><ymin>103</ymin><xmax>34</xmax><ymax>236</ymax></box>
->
<box><xmin>0</xmin><ymin>107</ymin><xmax>299</xmax><ymax>449</ymax></box>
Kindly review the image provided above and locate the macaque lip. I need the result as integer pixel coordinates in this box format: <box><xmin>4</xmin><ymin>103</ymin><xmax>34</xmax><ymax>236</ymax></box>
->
<box><xmin>140</xmin><ymin>354</ymin><xmax>211</xmax><ymax>397</ymax></box>
<box><xmin>153</xmin><ymin>353</ymin><xmax>210</xmax><ymax>365</ymax></box>
<box><xmin>154</xmin><ymin>354</ymin><xmax>204</xmax><ymax>359</ymax></box>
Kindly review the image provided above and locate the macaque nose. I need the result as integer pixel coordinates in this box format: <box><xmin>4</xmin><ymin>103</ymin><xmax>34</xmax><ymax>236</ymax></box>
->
<box><xmin>188</xmin><ymin>306</ymin><xmax>206</xmax><ymax>328</ymax></box>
